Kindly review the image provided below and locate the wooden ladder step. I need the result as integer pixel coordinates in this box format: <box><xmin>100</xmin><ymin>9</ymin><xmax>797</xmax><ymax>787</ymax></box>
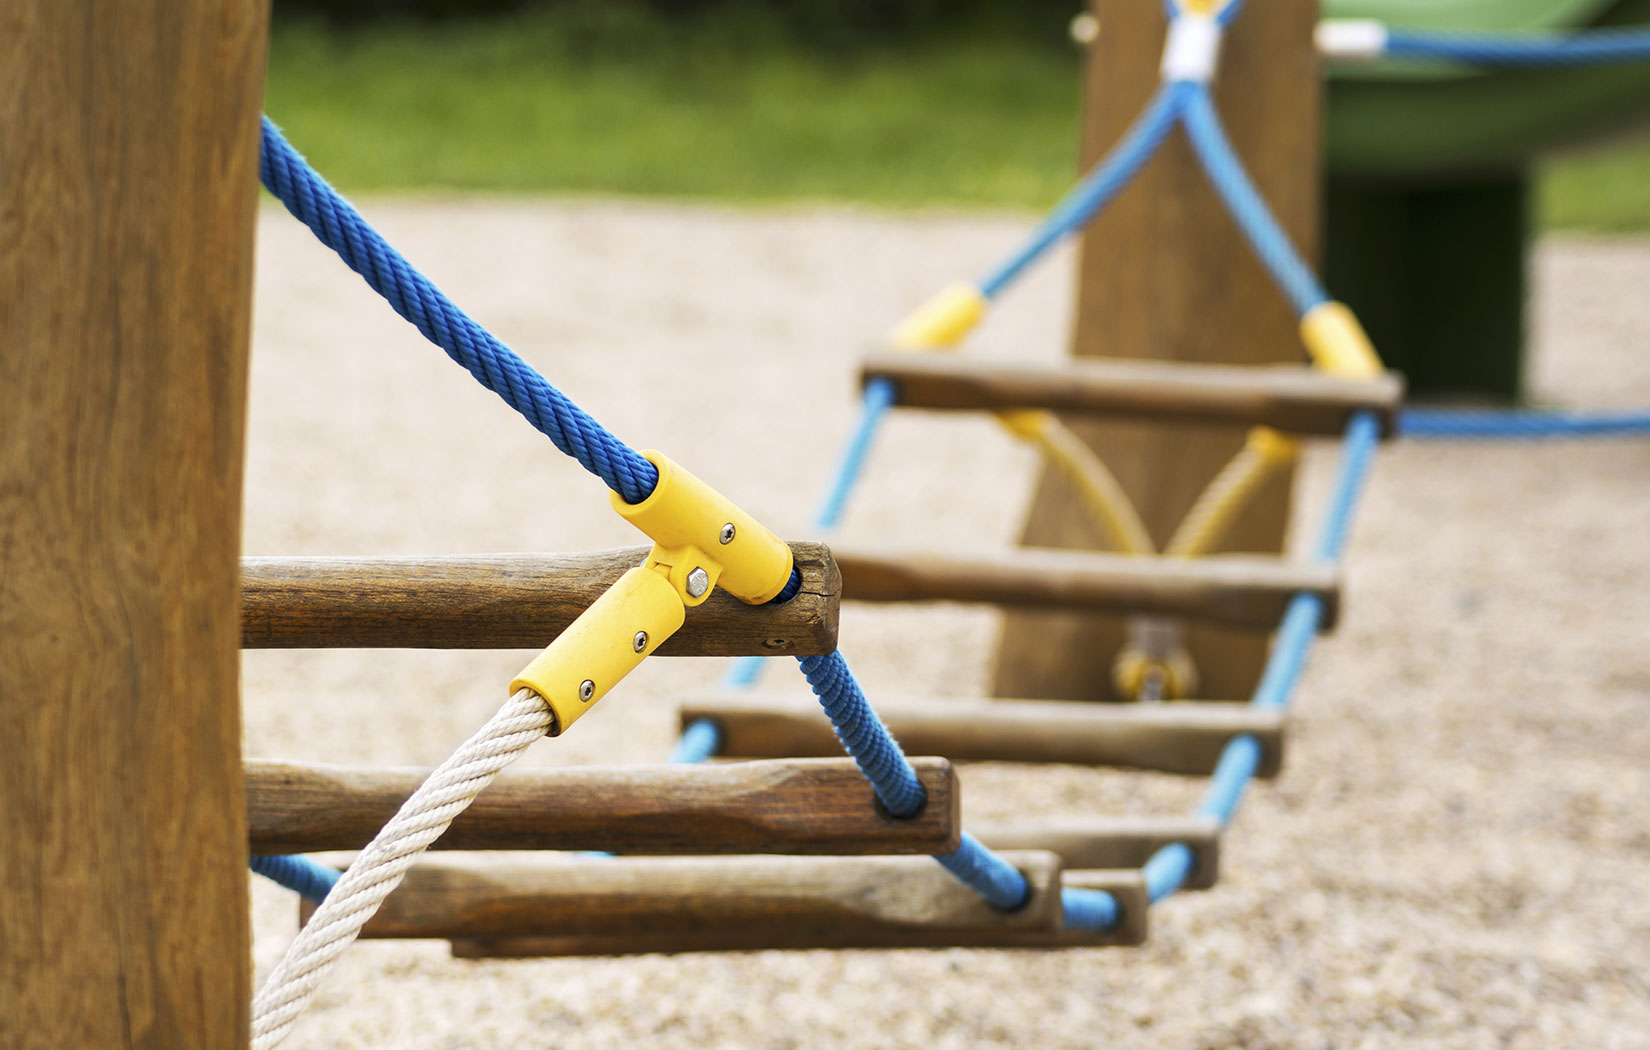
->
<box><xmin>247</xmin><ymin>756</ymin><xmax>958</xmax><ymax>856</ymax></box>
<box><xmin>861</xmin><ymin>353</ymin><xmax>1403</xmax><ymax>436</ymax></box>
<box><xmin>680</xmin><ymin>695</ymin><xmax>1284</xmax><ymax>777</ymax></box>
<box><xmin>303</xmin><ymin>852</ymin><xmax>1140</xmax><ymax>953</ymax></box>
<box><xmin>239</xmin><ymin>541</ymin><xmax>839</xmax><ymax>655</ymax></box>
<box><xmin>973</xmin><ymin>816</ymin><xmax>1221</xmax><ymax>890</ymax></box>
<box><xmin>831</xmin><ymin>545</ymin><xmax>1338</xmax><ymax>632</ymax></box>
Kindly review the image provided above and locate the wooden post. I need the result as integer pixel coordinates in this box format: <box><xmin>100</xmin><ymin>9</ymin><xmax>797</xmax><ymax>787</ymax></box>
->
<box><xmin>993</xmin><ymin>0</ymin><xmax>1321</xmax><ymax>702</ymax></box>
<box><xmin>1</xmin><ymin>3</ymin><xmax>268</xmax><ymax>1048</ymax></box>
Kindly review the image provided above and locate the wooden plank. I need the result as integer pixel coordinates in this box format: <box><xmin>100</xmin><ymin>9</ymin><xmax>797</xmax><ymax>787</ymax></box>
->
<box><xmin>973</xmin><ymin>816</ymin><xmax>1220</xmax><ymax>890</ymax></box>
<box><xmin>311</xmin><ymin>852</ymin><xmax>1066</xmax><ymax>951</ymax></box>
<box><xmin>680</xmin><ymin>695</ymin><xmax>1284</xmax><ymax>778</ymax></box>
<box><xmin>0</xmin><ymin>2</ymin><xmax>267</xmax><ymax>1046</ymax></box>
<box><xmin>834</xmin><ymin>545</ymin><xmax>1338</xmax><ymax>633</ymax></box>
<box><xmin>240</xmin><ymin>541</ymin><xmax>839</xmax><ymax>654</ymax></box>
<box><xmin>994</xmin><ymin>0</ymin><xmax>1321</xmax><ymax>701</ymax></box>
<box><xmin>862</xmin><ymin>354</ymin><xmax>1403</xmax><ymax>437</ymax></box>
<box><xmin>447</xmin><ymin>866</ymin><xmax>1149</xmax><ymax>956</ymax></box>
<box><xmin>247</xmin><ymin>756</ymin><xmax>959</xmax><ymax>856</ymax></box>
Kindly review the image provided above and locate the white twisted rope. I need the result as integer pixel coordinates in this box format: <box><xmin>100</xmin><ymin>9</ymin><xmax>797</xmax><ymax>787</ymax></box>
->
<box><xmin>251</xmin><ymin>687</ymin><xmax>553</xmax><ymax>1049</ymax></box>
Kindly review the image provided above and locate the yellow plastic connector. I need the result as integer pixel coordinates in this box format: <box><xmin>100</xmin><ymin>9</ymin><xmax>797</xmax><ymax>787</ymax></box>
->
<box><xmin>1245</xmin><ymin>425</ymin><xmax>1300</xmax><ymax>467</ymax></box>
<box><xmin>1300</xmin><ymin>301</ymin><xmax>1384</xmax><ymax>379</ymax></box>
<box><xmin>611</xmin><ymin>450</ymin><xmax>794</xmax><ymax>607</ymax></box>
<box><xmin>889</xmin><ymin>282</ymin><xmax>988</xmax><ymax>351</ymax></box>
<box><xmin>510</xmin><ymin>566</ymin><xmax>685</xmax><ymax>735</ymax></box>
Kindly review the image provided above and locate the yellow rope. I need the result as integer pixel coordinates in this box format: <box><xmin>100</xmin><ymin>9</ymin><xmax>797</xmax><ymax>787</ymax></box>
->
<box><xmin>996</xmin><ymin>410</ymin><xmax>1156</xmax><ymax>557</ymax></box>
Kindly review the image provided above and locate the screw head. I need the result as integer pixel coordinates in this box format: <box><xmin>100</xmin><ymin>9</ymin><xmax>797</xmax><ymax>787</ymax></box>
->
<box><xmin>633</xmin><ymin>630</ymin><xmax>648</xmax><ymax>653</ymax></box>
<box><xmin>718</xmin><ymin>523</ymin><xmax>736</xmax><ymax>545</ymax></box>
<box><xmin>686</xmin><ymin>567</ymin><xmax>711</xmax><ymax>598</ymax></box>
<box><xmin>578</xmin><ymin>679</ymin><xmax>595</xmax><ymax>702</ymax></box>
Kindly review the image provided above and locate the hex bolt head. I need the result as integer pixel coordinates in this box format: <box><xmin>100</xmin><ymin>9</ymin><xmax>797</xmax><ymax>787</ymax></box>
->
<box><xmin>719</xmin><ymin>523</ymin><xmax>736</xmax><ymax>545</ymax></box>
<box><xmin>633</xmin><ymin>630</ymin><xmax>648</xmax><ymax>653</ymax></box>
<box><xmin>578</xmin><ymin>679</ymin><xmax>595</xmax><ymax>702</ymax></box>
<box><xmin>686</xmin><ymin>567</ymin><xmax>710</xmax><ymax>598</ymax></box>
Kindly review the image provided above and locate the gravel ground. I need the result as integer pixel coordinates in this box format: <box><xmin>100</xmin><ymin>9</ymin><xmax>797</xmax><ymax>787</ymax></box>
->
<box><xmin>243</xmin><ymin>199</ymin><xmax>1650</xmax><ymax>1050</ymax></box>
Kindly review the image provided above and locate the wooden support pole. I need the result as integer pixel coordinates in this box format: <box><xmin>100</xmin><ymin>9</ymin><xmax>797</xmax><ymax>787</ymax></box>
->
<box><xmin>241</xmin><ymin>542</ymin><xmax>840</xmax><ymax>654</ymax></box>
<box><xmin>861</xmin><ymin>354</ymin><xmax>1403</xmax><ymax>437</ymax></box>
<box><xmin>308</xmin><ymin>852</ymin><xmax>1067</xmax><ymax>951</ymax></box>
<box><xmin>247</xmin><ymin>756</ymin><xmax>960</xmax><ymax>855</ymax></box>
<box><xmin>973</xmin><ymin>815</ymin><xmax>1221</xmax><ymax>890</ymax></box>
<box><xmin>993</xmin><ymin>0</ymin><xmax>1322</xmax><ymax>702</ymax></box>
<box><xmin>680</xmin><ymin>695</ymin><xmax>1284</xmax><ymax>777</ymax></box>
<box><xmin>0</xmin><ymin>3</ymin><xmax>267</xmax><ymax>1047</ymax></box>
<box><xmin>834</xmin><ymin>545</ymin><xmax>1338</xmax><ymax>633</ymax></box>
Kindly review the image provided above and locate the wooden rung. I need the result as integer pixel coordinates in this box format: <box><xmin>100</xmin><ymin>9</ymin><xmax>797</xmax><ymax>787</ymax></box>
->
<box><xmin>679</xmin><ymin>695</ymin><xmax>1284</xmax><ymax>777</ymax></box>
<box><xmin>240</xmin><ymin>541</ymin><xmax>839</xmax><ymax>654</ymax></box>
<box><xmin>247</xmin><ymin>756</ymin><xmax>958</xmax><ymax>856</ymax></box>
<box><xmin>308</xmin><ymin>852</ymin><xmax>1067</xmax><ymax>951</ymax></box>
<box><xmin>861</xmin><ymin>353</ymin><xmax>1404</xmax><ymax>437</ymax></box>
<box><xmin>831</xmin><ymin>544</ymin><xmax>1338</xmax><ymax>632</ymax></box>
<box><xmin>973</xmin><ymin>816</ymin><xmax>1221</xmax><ymax>890</ymax></box>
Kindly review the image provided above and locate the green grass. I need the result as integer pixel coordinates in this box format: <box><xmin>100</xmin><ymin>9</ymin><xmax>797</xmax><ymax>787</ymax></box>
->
<box><xmin>266</xmin><ymin>11</ymin><xmax>1650</xmax><ymax>229</ymax></box>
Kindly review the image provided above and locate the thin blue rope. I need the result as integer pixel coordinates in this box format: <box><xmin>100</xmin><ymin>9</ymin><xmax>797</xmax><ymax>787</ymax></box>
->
<box><xmin>937</xmin><ymin>834</ymin><xmax>1033</xmax><ymax>911</ymax></box>
<box><xmin>1145</xmin><ymin>413</ymin><xmax>1380</xmax><ymax>903</ymax></box>
<box><xmin>259</xmin><ymin>117</ymin><xmax>659</xmax><ymax>504</ymax></box>
<box><xmin>979</xmin><ymin>82</ymin><xmax>1191</xmax><ymax>298</ymax></box>
<box><xmin>251</xmin><ymin>854</ymin><xmax>340</xmax><ymax>903</ymax></box>
<box><xmin>1178</xmin><ymin>88</ymin><xmax>1329</xmax><ymax>318</ymax></box>
<box><xmin>1399</xmin><ymin>407</ymin><xmax>1650</xmax><ymax>439</ymax></box>
<box><xmin>1384</xmin><ymin>26</ymin><xmax>1650</xmax><ymax>66</ymax></box>
<box><xmin>671</xmin><ymin>718</ymin><xmax>722</xmax><ymax>764</ymax></box>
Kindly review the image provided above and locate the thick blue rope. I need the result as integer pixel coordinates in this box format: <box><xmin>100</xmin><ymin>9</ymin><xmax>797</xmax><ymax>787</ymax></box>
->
<box><xmin>1144</xmin><ymin>413</ymin><xmax>1381</xmax><ymax>903</ymax></box>
<box><xmin>1178</xmin><ymin>87</ymin><xmax>1329</xmax><ymax>319</ymax></box>
<box><xmin>1383</xmin><ymin>26</ymin><xmax>1650</xmax><ymax>66</ymax></box>
<box><xmin>1399</xmin><ymin>407</ymin><xmax>1650</xmax><ymax>440</ymax></box>
<box><xmin>250</xmin><ymin>854</ymin><xmax>340</xmax><ymax>903</ymax></box>
<box><xmin>259</xmin><ymin>118</ymin><xmax>659</xmax><ymax>504</ymax></box>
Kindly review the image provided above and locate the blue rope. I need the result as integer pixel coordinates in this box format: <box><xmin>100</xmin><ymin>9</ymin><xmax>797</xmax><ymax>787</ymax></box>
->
<box><xmin>259</xmin><ymin>118</ymin><xmax>659</xmax><ymax>504</ymax></box>
<box><xmin>936</xmin><ymin>834</ymin><xmax>1033</xmax><ymax>911</ymax></box>
<box><xmin>1145</xmin><ymin>413</ymin><xmax>1380</xmax><ymax>904</ymax></box>
<box><xmin>671</xmin><ymin>718</ymin><xmax>723</xmax><ymax>764</ymax></box>
<box><xmin>251</xmin><ymin>854</ymin><xmax>340</xmax><ymax>903</ymax></box>
<box><xmin>979</xmin><ymin>82</ymin><xmax>1191</xmax><ymax>299</ymax></box>
<box><xmin>795</xmin><ymin>651</ymin><xmax>929</xmax><ymax>819</ymax></box>
<box><xmin>1399</xmin><ymin>407</ymin><xmax>1650</xmax><ymax>440</ymax></box>
<box><xmin>1178</xmin><ymin>87</ymin><xmax>1329</xmax><ymax>318</ymax></box>
<box><xmin>1383</xmin><ymin>26</ymin><xmax>1650</xmax><ymax>66</ymax></box>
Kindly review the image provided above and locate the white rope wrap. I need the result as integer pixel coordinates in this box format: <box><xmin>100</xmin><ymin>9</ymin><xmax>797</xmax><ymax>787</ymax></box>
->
<box><xmin>250</xmin><ymin>687</ymin><xmax>553</xmax><ymax>1049</ymax></box>
<box><xmin>1316</xmin><ymin>19</ymin><xmax>1389</xmax><ymax>61</ymax></box>
<box><xmin>1161</xmin><ymin>13</ymin><xmax>1223</xmax><ymax>83</ymax></box>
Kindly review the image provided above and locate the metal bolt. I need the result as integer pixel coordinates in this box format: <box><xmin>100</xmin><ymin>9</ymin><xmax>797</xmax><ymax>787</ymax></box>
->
<box><xmin>579</xmin><ymin>679</ymin><xmax>595</xmax><ymax>702</ymax></box>
<box><xmin>719</xmin><ymin>522</ymin><xmax>736</xmax><ymax>545</ymax></box>
<box><xmin>633</xmin><ymin>630</ymin><xmax>648</xmax><ymax>653</ymax></box>
<box><xmin>686</xmin><ymin>567</ymin><xmax>710</xmax><ymax>598</ymax></box>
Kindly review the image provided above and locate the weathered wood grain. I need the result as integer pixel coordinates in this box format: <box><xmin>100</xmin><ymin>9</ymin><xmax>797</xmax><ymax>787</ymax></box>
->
<box><xmin>248</xmin><ymin>756</ymin><xmax>959</xmax><ymax>855</ymax></box>
<box><xmin>834</xmin><ymin>545</ymin><xmax>1337</xmax><ymax>631</ymax></box>
<box><xmin>680</xmin><ymin>695</ymin><xmax>1284</xmax><ymax>777</ymax></box>
<box><xmin>0</xmin><ymin>2</ymin><xmax>267</xmax><ymax>1046</ymax></box>
<box><xmin>973</xmin><ymin>815</ymin><xmax>1221</xmax><ymax>890</ymax></box>
<box><xmin>240</xmin><ymin>541</ymin><xmax>839</xmax><ymax>654</ymax></box>
<box><xmin>862</xmin><ymin>354</ymin><xmax>1403</xmax><ymax>437</ymax></box>
<box><xmin>310</xmin><ymin>852</ymin><xmax>1066</xmax><ymax>951</ymax></box>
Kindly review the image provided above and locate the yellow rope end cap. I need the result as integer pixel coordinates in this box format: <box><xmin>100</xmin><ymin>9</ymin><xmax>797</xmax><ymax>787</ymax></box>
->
<box><xmin>1300</xmin><ymin>301</ymin><xmax>1384</xmax><ymax>379</ymax></box>
<box><xmin>889</xmin><ymin>282</ymin><xmax>987</xmax><ymax>351</ymax></box>
<box><xmin>1245</xmin><ymin>425</ymin><xmax>1300</xmax><ymax>466</ymax></box>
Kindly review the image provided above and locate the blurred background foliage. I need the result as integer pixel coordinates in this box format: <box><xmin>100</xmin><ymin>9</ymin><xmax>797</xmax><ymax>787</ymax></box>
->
<box><xmin>264</xmin><ymin>0</ymin><xmax>1650</xmax><ymax>230</ymax></box>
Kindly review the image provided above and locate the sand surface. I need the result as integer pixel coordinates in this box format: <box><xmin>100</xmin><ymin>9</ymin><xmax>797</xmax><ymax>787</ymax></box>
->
<box><xmin>244</xmin><ymin>199</ymin><xmax>1650</xmax><ymax>1050</ymax></box>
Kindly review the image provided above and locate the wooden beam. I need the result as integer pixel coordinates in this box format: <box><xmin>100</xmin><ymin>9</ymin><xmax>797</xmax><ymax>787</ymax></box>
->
<box><xmin>679</xmin><ymin>695</ymin><xmax>1284</xmax><ymax>777</ymax></box>
<box><xmin>247</xmin><ymin>756</ymin><xmax>959</xmax><ymax>855</ymax></box>
<box><xmin>1</xmin><ymin>1</ymin><xmax>267</xmax><ymax>1046</ymax></box>
<box><xmin>994</xmin><ymin>0</ymin><xmax>1321</xmax><ymax>701</ymax></box>
<box><xmin>309</xmin><ymin>852</ymin><xmax>1067</xmax><ymax>951</ymax></box>
<box><xmin>973</xmin><ymin>816</ymin><xmax>1221</xmax><ymax>890</ymax></box>
<box><xmin>862</xmin><ymin>354</ymin><xmax>1403</xmax><ymax>437</ymax></box>
<box><xmin>447</xmin><ymin>866</ymin><xmax>1149</xmax><ymax>955</ymax></box>
<box><xmin>240</xmin><ymin>541</ymin><xmax>839</xmax><ymax>654</ymax></box>
<box><xmin>834</xmin><ymin>545</ymin><xmax>1337</xmax><ymax>632</ymax></box>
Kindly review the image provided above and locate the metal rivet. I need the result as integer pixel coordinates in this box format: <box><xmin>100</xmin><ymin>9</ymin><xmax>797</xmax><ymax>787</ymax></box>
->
<box><xmin>579</xmin><ymin>679</ymin><xmax>595</xmax><ymax>702</ymax></box>
<box><xmin>719</xmin><ymin>523</ymin><xmax>736</xmax><ymax>545</ymax></box>
<box><xmin>633</xmin><ymin>630</ymin><xmax>648</xmax><ymax>653</ymax></box>
<box><xmin>686</xmin><ymin>567</ymin><xmax>710</xmax><ymax>598</ymax></box>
